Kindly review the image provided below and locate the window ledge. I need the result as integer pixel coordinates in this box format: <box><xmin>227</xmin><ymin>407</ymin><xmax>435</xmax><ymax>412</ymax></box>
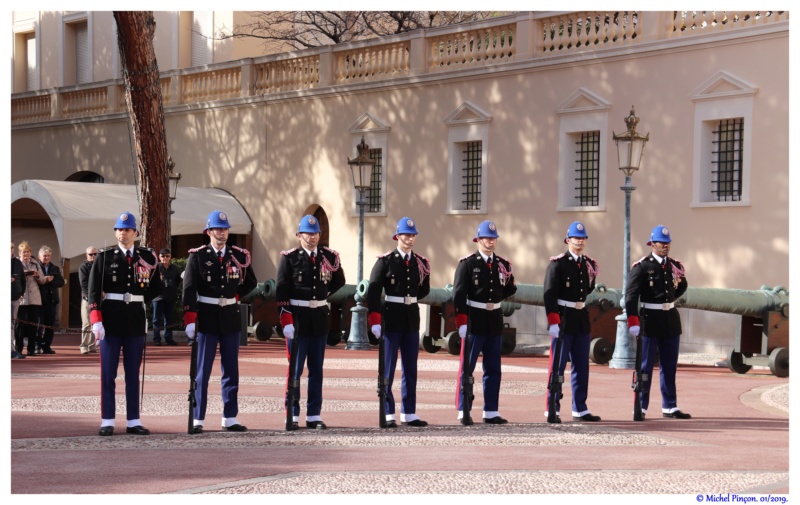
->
<box><xmin>690</xmin><ymin>200</ymin><xmax>751</xmax><ymax>208</ymax></box>
<box><xmin>445</xmin><ymin>209</ymin><xmax>488</xmax><ymax>216</ymax></box>
<box><xmin>556</xmin><ymin>205</ymin><xmax>607</xmax><ymax>212</ymax></box>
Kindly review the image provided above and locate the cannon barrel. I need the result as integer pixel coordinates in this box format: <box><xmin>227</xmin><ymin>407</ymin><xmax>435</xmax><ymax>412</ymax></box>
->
<box><xmin>240</xmin><ymin>279</ymin><xmax>276</xmax><ymax>303</ymax></box>
<box><xmin>676</xmin><ymin>285</ymin><xmax>789</xmax><ymax>318</ymax></box>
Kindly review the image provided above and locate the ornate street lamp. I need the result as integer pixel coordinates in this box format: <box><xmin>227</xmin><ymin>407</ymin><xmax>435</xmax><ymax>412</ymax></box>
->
<box><xmin>345</xmin><ymin>137</ymin><xmax>375</xmax><ymax>350</ymax></box>
<box><xmin>167</xmin><ymin>156</ymin><xmax>182</xmax><ymax>213</ymax></box>
<box><xmin>609</xmin><ymin>107</ymin><xmax>650</xmax><ymax>369</ymax></box>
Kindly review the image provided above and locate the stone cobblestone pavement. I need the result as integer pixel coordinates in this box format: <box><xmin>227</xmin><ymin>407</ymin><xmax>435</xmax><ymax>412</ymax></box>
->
<box><xmin>8</xmin><ymin>336</ymin><xmax>790</xmax><ymax>500</ymax></box>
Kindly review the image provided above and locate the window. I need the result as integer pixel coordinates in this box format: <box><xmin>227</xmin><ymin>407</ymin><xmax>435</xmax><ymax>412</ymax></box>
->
<box><xmin>461</xmin><ymin>141</ymin><xmax>483</xmax><ymax>210</ymax></box>
<box><xmin>711</xmin><ymin>118</ymin><xmax>744</xmax><ymax>202</ymax></box>
<box><xmin>574</xmin><ymin>131</ymin><xmax>600</xmax><ymax>207</ymax></box>
<box><xmin>690</xmin><ymin>71</ymin><xmax>755</xmax><ymax>207</ymax></box>
<box><xmin>26</xmin><ymin>33</ymin><xmax>38</xmax><ymax>91</ymax></box>
<box><xmin>62</xmin><ymin>13</ymin><xmax>91</xmax><ymax>86</ymax></box>
<box><xmin>192</xmin><ymin>11</ymin><xmax>213</xmax><ymax>66</ymax></box>
<box><xmin>445</xmin><ymin>102</ymin><xmax>491</xmax><ymax>214</ymax></box>
<box><xmin>367</xmin><ymin>148</ymin><xmax>383</xmax><ymax>213</ymax></box>
<box><xmin>555</xmin><ymin>88</ymin><xmax>610</xmax><ymax>211</ymax></box>
<box><xmin>348</xmin><ymin>113</ymin><xmax>390</xmax><ymax>217</ymax></box>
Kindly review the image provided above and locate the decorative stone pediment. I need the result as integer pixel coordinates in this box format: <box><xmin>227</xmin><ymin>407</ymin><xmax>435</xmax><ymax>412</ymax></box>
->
<box><xmin>348</xmin><ymin>112</ymin><xmax>391</xmax><ymax>133</ymax></box>
<box><xmin>690</xmin><ymin>70</ymin><xmax>758</xmax><ymax>102</ymax></box>
<box><xmin>555</xmin><ymin>88</ymin><xmax>612</xmax><ymax>115</ymax></box>
<box><xmin>443</xmin><ymin>101</ymin><xmax>492</xmax><ymax>125</ymax></box>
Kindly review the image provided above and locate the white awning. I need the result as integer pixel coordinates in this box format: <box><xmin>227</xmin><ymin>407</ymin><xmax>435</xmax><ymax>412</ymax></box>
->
<box><xmin>11</xmin><ymin>180</ymin><xmax>252</xmax><ymax>259</ymax></box>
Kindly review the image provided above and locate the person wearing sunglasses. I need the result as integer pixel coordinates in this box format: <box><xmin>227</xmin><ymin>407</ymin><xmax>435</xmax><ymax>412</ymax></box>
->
<box><xmin>78</xmin><ymin>246</ymin><xmax>99</xmax><ymax>355</ymax></box>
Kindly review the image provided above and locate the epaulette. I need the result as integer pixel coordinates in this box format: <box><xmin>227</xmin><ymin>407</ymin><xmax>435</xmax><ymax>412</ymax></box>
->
<box><xmin>377</xmin><ymin>250</ymin><xmax>394</xmax><ymax>258</ymax></box>
<box><xmin>669</xmin><ymin>257</ymin><xmax>684</xmax><ymax>267</ymax></box>
<box><xmin>631</xmin><ymin>255</ymin><xmax>649</xmax><ymax>267</ymax></box>
<box><xmin>231</xmin><ymin>245</ymin><xmax>250</xmax><ymax>255</ymax></box>
<box><xmin>458</xmin><ymin>253</ymin><xmax>473</xmax><ymax>262</ymax></box>
<box><xmin>322</xmin><ymin>246</ymin><xmax>340</xmax><ymax>257</ymax></box>
<box><xmin>550</xmin><ymin>252</ymin><xmax>566</xmax><ymax>261</ymax></box>
<box><xmin>99</xmin><ymin>245</ymin><xmax>116</xmax><ymax>253</ymax></box>
<box><xmin>415</xmin><ymin>252</ymin><xmax>430</xmax><ymax>265</ymax></box>
<box><xmin>494</xmin><ymin>253</ymin><xmax>511</xmax><ymax>266</ymax></box>
<box><xmin>188</xmin><ymin>246</ymin><xmax>206</xmax><ymax>254</ymax></box>
<box><xmin>136</xmin><ymin>246</ymin><xmax>155</xmax><ymax>252</ymax></box>
<box><xmin>584</xmin><ymin>254</ymin><xmax>598</xmax><ymax>266</ymax></box>
<box><xmin>281</xmin><ymin>247</ymin><xmax>298</xmax><ymax>256</ymax></box>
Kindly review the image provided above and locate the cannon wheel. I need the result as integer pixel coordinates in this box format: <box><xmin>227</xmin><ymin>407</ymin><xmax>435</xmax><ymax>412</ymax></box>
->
<box><xmin>253</xmin><ymin>321</ymin><xmax>271</xmax><ymax>342</ymax></box>
<box><xmin>589</xmin><ymin>337</ymin><xmax>613</xmax><ymax>364</ymax></box>
<box><xmin>501</xmin><ymin>333</ymin><xmax>516</xmax><ymax>355</ymax></box>
<box><xmin>727</xmin><ymin>349</ymin><xmax>752</xmax><ymax>374</ymax></box>
<box><xmin>327</xmin><ymin>330</ymin><xmax>344</xmax><ymax>347</ymax></box>
<box><xmin>768</xmin><ymin>347</ymin><xmax>789</xmax><ymax>378</ymax></box>
<box><xmin>421</xmin><ymin>333</ymin><xmax>442</xmax><ymax>354</ymax></box>
<box><xmin>274</xmin><ymin>324</ymin><xmax>284</xmax><ymax>339</ymax></box>
<box><xmin>446</xmin><ymin>331</ymin><xmax>461</xmax><ymax>356</ymax></box>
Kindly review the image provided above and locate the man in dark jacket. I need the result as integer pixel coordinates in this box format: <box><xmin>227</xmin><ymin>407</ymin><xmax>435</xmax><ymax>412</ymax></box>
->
<box><xmin>152</xmin><ymin>247</ymin><xmax>181</xmax><ymax>346</ymax></box>
<box><xmin>183</xmin><ymin>210</ymin><xmax>257</xmax><ymax>433</ymax></box>
<box><xmin>453</xmin><ymin>220</ymin><xmax>517</xmax><ymax>425</ymax></box>
<box><xmin>89</xmin><ymin>212</ymin><xmax>162</xmax><ymax>436</ymax></box>
<box><xmin>37</xmin><ymin>246</ymin><xmax>65</xmax><ymax>354</ymax></box>
<box><xmin>625</xmin><ymin>225</ymin><xmax>690</xmax><ymax>420</ymax></box>
<box><xmin>78</xmin><ymin>246</ymin><xmax>98</xmax><ymax>354</ymax></box>
<box><xmin>11</xmin><ymin>242</ymin><xmax>26</xmax><ymax>359</ymax></box>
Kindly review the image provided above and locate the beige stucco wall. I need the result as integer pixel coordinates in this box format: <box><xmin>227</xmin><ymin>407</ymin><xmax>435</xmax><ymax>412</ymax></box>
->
<box><xmin>10</xmin><ymin>14</ymin><xmax>789</xmax><ymax>353</ymax></box>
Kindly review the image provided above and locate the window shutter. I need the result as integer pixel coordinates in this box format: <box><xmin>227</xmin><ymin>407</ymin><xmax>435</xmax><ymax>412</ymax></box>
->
<box><xmin>75</xmin><ymin>22</ymin><xmax>90</xmax><ymax>84</ymax></box>
<box><xmin>191</xmin><ymin>12</ymin><xmax>212</xmax><ymax>66</ymax></box>
<box><xmin>26</xmin><ymin>33</ymin><xmax>38</xmax><ymax>91</ymax></box>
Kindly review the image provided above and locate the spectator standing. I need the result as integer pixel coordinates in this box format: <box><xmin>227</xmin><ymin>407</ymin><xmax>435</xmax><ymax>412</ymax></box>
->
<box><xmin>15</xmin><ymin>241</ymin><xmax>46</xmax><ymax>356</ymax></box>
<box><xmin>78</xmin><ymin>246</ymin><xmax>99</xmax><ymax>354</ymax></box>
<box><xmin>11</xmin><ymin>242</ymin><xmax>26</xmax><ymax>359</ymax></box>
<box><xmin>152</xmin><ymin>248</ymin><xmax>181</xmax><ymax>346</ymax></box>
<box><xmin>37</xmin><ymin>245</ymin><xmax>65</xmax><ymax>354</ymax></box>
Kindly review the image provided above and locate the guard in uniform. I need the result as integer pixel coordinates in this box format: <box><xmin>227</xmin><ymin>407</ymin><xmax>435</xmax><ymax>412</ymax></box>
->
<box><xmin>367</xmin><ymin>217</ymin><xmax>432</xmax><ymax>428</ymax></box>
<box><xmin>543</xmin><ymin>221</ymin><xmax>601</xmax><ymax>423</ymax></box>
<box><xmin>277</xmin><ymin>215</ymin><xmax>346</xmax><ymax>429</ymax></box>
<box><xmin>89</xmin><ymin>212</ymin><xmax>162</xmax><ymax>436</ymax></box>
<box><xmin>183</xmin><ymin>210</ymin><xmax>257</xmax><ymax>433</ymax></box>
<box><xmin>453</xmin><ymin>220</ymin><xmax>517</xmax><ymax>425</ymax></box>
<box><xmin>625</xmin><ymin>225</ymin><xmax>691</xmax><ymax>420</ymax></box>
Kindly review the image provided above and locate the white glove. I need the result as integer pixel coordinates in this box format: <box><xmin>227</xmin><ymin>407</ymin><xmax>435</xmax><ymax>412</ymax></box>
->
<box><xmin>629</xmin><ymin>325</ymin><xmax>640</xmax><ymax>338</ymax></box>
<box><xmin>92</xmin><ymin>322</ymin><xmax>105</xmax><ymax>342</ymax></box>
<box><xmin>283</xmin><ymin>324</ymin><xmax>295</xmax><ymax>340</ymax></box>
<box><xmin>458</xmin><ymin>325</ymin><xmax>467</xmax><ymax>339</ymax></box>
<box><xmin>371</xmin><ymin>324</ymin><xmax>382</xmax><ymax>339</ymax></box>
<box><xmin>185</xmin><ymin>323</ymin><xmax>196</xmax><ymax>340</ymax></box>
<box><xmin>548</xmin><ymin>324</ymin><xmax>560</xmax><ymax>339</ymax></box>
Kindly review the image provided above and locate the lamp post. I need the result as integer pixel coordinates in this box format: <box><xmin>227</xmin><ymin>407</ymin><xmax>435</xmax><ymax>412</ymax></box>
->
<box><xmin>609</xmin><ymin>107</ymin><xmax>650</xmax><ymax>369</ymax></box>
<box><xmin>345</xmin><ymin>137</ymin><xmax>375</xmax><ymax>350</ymax></box>
<box><xmin>166</xmin><ymin>156</ymin><xmax>181</xmax><ymax>244</ymax></box>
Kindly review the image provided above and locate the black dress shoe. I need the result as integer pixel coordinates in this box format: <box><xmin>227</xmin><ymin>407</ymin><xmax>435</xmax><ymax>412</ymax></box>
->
<box><xmin>306</xmin><ymin>420</ymin><xmax>327</xmax><ymax>430</ymax></box>
<box><xmin>402</xmin><ymin>419</ymin><xmax>428</xmax><ymax>427</ymax></box>
<box><xmin>384</xmin><ymin>421</ymin><xmax>398</xmax><ymax>428</ymax></box>
<box><xmin>98</xmin><ymin>426</ymin><xmax>114</xmax><ymax>436</ymax></box>
<box><xmin>223</xmin><ymin>424</ymin><xmax>248</xmax><ymax>432</ymax></box>
<box><xmin>42</xmin><ymin>348</ymin><xmax>56</xmax><ymax>354</ymax></box>
<box><xmin>153</xmin><ymin>341</ymin><xmax>162</xmax><ymax>346</ymax></box>
<box><xmin>663</xmin><ymin>410</ymin><xmax>692</xmax><ymax>419</ymax></box>
<box><xmin>166</xmin><ymin>340</ymin><xmax>177</xmax><ymax>346</ymax></box>
<box><xmin>573</xmin><ymin>413</ymin><xmax>602</xmax><ymax>422</ymax></box>
<box><xmin>126</xmin><ymin>425</ymin><xmax>150</xmax><ymax>435</ymax></box>
<box><xmin>483</xmin><ymin>416</ymin><xmax>508</xmax><ymax>425</ymax></box>
<box><xmin>546</xmin><ymin>415</ymin><xmax>562</xmax><ymax>424</ymax></box>
<box><xmin>191</xmin><ymin>426</ymin><xmax>203</xmax><ymax>434</ymax></box>
<box><xmin>460</xmin><ymin>417</ymin><xmax>474</xmax><ymax>426</ymax></box>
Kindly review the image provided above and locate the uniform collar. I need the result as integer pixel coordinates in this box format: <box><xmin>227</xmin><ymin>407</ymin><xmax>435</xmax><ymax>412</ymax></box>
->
<box><xmin>478</xmin><ymin>250</ymin><xmax>493</xmax><ymax>262</ymax></box>
<box><xmin>118</xmin><ymin>245</ymin><xmax>134</xmax><ymax>256</ymax></box>
<box><xmin>396</xmin><ymin>247</ymin><xmax>412</xmax><ymax>259</ymax></box>
<box><xmin>302</xmin><ymin>246</ymin><xmax>318</xmax><ymax>257</ymax></box>
<box><xmin>211</xmin><ymin>246</ymin><xmax>226</xmax><ymax>256</ymax></box>
<box><xmin>568</xmin><ymin>250</ymin><xmax>581</xmax><ymax>262</ymax></box>
<box><xmin>651</xmin><ymin>252</ymin><xmax>666</xmax><ymax>264</ymax></box>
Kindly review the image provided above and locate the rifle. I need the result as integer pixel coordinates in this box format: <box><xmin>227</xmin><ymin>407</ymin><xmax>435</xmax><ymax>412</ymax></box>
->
<box><xmin>377</xmin><ymin>321</ymin><xmax>387</xmax><ymax>428</ymax></box>
<box><xmin>460</xmin><ymin>313</ymin><xmax>474</xmax><ymax>426</ymax></box>
<box><xmin>286</xmin><ymin>335</ymin><xmax>300</xmax><ymax>431</ymax></box>
<box><xmin>187</xmin><ymin>337</ymin><xmax>198</xmax><ymax>434</ymax></box>
<box><xmin>546</xmin><ymin>322</ymin><xmax>564</xmax><ymax>424</ymax></box>
<box><xmin>632</xmin><ymin>332</ymin><xmax>647</xmax><ymax>422</ymax></box>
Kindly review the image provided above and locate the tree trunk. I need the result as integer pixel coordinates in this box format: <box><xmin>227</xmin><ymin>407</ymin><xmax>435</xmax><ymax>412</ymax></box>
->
<box><xmin>114</xmin><ymin>11</ymin><xmax>170</xmax><ymax>250</ymax></box>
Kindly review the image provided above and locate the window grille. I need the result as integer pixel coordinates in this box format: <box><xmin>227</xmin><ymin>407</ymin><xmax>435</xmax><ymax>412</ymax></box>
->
<box><xmin>461</xmin><ymin>141</ymin><xmax>482</xmax><ymax>210</ymax></box>
<box><xmin>366</xmin><ymin>148</ymin><xmax>383</xmax><ymax>213</ymax></box>
<box><xmin>574</xmin><ymin>131</ymin><xmax>600</xmax><ymax>206</ymax></box>
<box><xmin>711</xmin><ymin>118</ymin><xmax>743</xmax><ymax>202</ymax></box>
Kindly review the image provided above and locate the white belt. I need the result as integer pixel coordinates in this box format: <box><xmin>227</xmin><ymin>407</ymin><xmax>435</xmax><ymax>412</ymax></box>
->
<box><xmin>467</xmin><ymin>299</ymin><xmax>501</xmax><ymax>311</ymax></box>
<box><xmin>290</xmin><ymin>299</ymin><xmax>327</xmax><ymax>308</ymax></box>
<box><xmin>105</xmin><ymin>293</ymin><xmax>144</xmax><ymax>303</ymax></box>
<box><xmin>558</xmin><ymin>299</ymin><xmax>585</xmax><ymax>310</ymax></box>
<box><xmin>198</xmin><ymin>295</ymin><xmax>238</xmax><ymax>306</ymax></box>
<box><xmin>641</xmin><ymin>302</ymin><xmax>675</xmax><ymax>310</ymax></box>
<box><xmin>385</xmin><ymin>295</ymin><xmax>417</xmax><ymax>305</ymax></box>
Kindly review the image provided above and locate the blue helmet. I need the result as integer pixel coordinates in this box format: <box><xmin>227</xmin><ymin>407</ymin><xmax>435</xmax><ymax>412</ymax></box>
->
<box><xmin>205</xmin><ymin>210</ymin><xmax>231</xmax><ymax>231</ymax></box>
<box><xmin>297</xmin><ymin>214</ymin><xmax>321</xmax><ymax>234</ymax></box>
<box><xmin>114</xmin><ymin>212</ymin><xmax>137</xmax><ymax>230</ymax></box>
<box><xmin>393</xmin><ymin>217</ymin><xmax>419</xmax><ymax>240</ymax></box>
<box><xmin>648</xmin><ymin>225</ymin><xmax>672</xmax><ymax>245</ymax></box>
<box><xmin>472</xmin><ymin>220</ymin><xmax>499</xmax><ymax>242</ymax></box>
<box><xmin>564</xmin><ymin>221</ymin><xmax>589</xmax><ymax>244</ymax></box>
